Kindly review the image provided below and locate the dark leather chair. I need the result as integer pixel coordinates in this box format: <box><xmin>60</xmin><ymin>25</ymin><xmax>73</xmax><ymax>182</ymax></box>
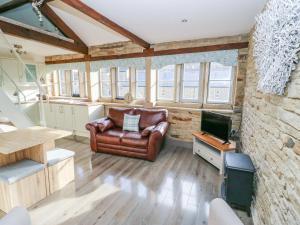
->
<box><xmin>86</xmin><ymin>107</ymin><xmax>169</xmax><ymax>161</ymax></box>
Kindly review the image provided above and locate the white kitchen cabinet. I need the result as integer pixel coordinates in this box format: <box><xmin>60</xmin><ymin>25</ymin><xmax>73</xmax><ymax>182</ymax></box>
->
<box><xmin>44</xmin><ymin>103</ymin><xmax>56</xmax><ymax>128</ymax></box>
<box><xmin>43</xmin><ymin>102</ymin><xmax>104</xmax><ymax>137</ymax></box>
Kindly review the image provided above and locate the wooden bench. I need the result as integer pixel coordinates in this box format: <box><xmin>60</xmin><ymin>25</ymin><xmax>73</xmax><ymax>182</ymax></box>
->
<box><xmin>46</xmin><ymin>148</ymin><xmax>75</xmax><ymax>194</ymax></box>
<box><xmin>0</xmin><ymin>160</ymin><xmax>47</xmax><ymax>213</ymax></box>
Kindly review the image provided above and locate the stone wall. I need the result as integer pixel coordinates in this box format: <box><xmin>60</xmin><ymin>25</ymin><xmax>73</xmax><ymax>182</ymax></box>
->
<box><xmin>241</xmin><ymin>35</ymin><xmax>300</xmax><ymax>224</ymax></box>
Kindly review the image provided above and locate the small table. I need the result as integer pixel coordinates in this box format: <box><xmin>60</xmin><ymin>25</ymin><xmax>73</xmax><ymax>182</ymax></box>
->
<box><xmin>0</xmin><ymin>126</ymin><xmax>71</xmax><ymax>212</ymax></box>
<box><xmin>192</xmin><ymin>131</ymin><xmax>236</xmax><ymax>175</ymax></box>
<box><xmin>0</xmin><ymin>126</ymin><xmax>71</xmax><ymax>166</ymax></box>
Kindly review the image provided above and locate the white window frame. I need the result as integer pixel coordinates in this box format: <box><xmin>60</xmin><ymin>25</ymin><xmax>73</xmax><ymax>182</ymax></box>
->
<box><xmin>179</xmin><ymin>63</ymin><xmax>202</xmax><ymax>103</ymax></box>
<box><xmin>156</xmin><ymin>65</ymin><xmax>176</xmax><ymax>102</ymax></box>
<box><xmin>135</xmin><ymin>69</ymin><xmax>146</xmax><ymax>99</ymax></box>
<box><xmin>205</xmin><ymin>62</ymin><xmax>235</xmax><ymax>105</ymax></box>
<box><xmin>99</xmin><ymin>67</ymin><xmax>112</xmax><ymax>99</ymax></box>
<box><xmin>58</xmin><ymin>70</ymin><xmax>67</xmax><ymax>96</ymax></box>
<box><xmin>116</xmin><ymin>67</ymin><xmax>130</xmax><ymax>99</ymax></box>
<box><xmin>71</xmin><ymin>70</ymin><xmax>80</xmax><ymax>97</ymax></box>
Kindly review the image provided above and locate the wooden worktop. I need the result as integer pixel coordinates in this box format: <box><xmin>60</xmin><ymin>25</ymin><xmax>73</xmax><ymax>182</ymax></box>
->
<box><xmin>192</xmin><ymin>131</ymin><xmax>236</xmax><ymax>152</ymax></box>
<box><xmin>0</xmin><ymin>126</ymin><xmax>71</xmax><ymax>154</ymax></box>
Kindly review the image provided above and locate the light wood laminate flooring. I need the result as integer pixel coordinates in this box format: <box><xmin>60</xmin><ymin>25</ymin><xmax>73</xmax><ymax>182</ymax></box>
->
<box><xmin>23</xmin><ymin>137</ymin><xmax>251</xmax><ymax>225</ymax></box>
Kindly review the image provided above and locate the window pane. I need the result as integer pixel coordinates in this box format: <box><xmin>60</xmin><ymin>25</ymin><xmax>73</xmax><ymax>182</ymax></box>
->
<box><xmin>101</xmin><ymin>81</ymin><xmax>111</xmax><ymax>97</ymax></box>
<box><xmin>100</xmin><ymin>68</ymin><xmax>111</xmax><ymax>98</ymax></box>
<box><xmin>158</xmin><ymin>65</ymin><xmax>175</xmax><ymax>100</ymax></box>
<box><xmin>58</xmin><ymin>70</ymin><xmax>66</xmax><ymax>96</ymax></box>
<box><xmin>117</xmin><ymin>67</ymin><xmax>129</xmax><ymax>98</ymax></box>
<box><xmin>117</xmin><ymin>67</ymin><xmax>129</xmax><ymax>81</ymax></box>
<box><xmin>117</xmin><ymin>81</ymin><xmax>129</xmax><ymax>97</ymax></box>
<box><xmin>181</xmin><ymin>63</ymin><xmax>200</xmax><ymax>101</ymax></box>
<box><xmin>100</xmin><ymin>68</ymin><xmax>110</xmax><ymax>81</ymax></box>
<box><xmin>71</xmin><ymin>70</ymin><xmax>80</xmax><ymax>97</ymax></box>
<box><xmin>209</xmin><ymin>62</ymin><xmax>232</xmax><ymax>80</ymax></box>
<box><xmin>207</xmin><ymin>62</ymin><xmax>233</xmax><ymax>103</ymax></box>
<box><xmin>136</xmin><ymin>69</ymin><xmax>146</xmax><ymax>99</ymax></box>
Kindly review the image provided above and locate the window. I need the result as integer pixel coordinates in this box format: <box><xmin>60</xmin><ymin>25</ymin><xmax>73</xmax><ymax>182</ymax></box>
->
<box><xmin>136</xmin><ymin>69</ymin><xmax>146</xmax><ymax>99</ymax></box>
<box><xmin>71</xmin><ymin>70</ymin><xmax>80</xmax><ymax>97</ymax></box>
<box><xmin>58</xmin><ymin>70</ymin><xmax>66</xmax><ymax>96</ymax></box>
<box><xmin>207</xmin><ymin>62</ymin><xmax>233</xmax><ymax>103</ymax></box>
<box><xmin>25</xmin><ymin>64</ymin><xmax>37</xmax><ymax>82</ymax></box>
<box><xmin>157</xmin><ymin>65</ymin><xmax>175</xmax><ymax>100</ymax></box>
<box><xmin>100</xmin><ymin>68</ymin><xmax>111</xmax><ymax>98</ymax></box>
<box><xmin>116</xmin><ymin>67</ymin><xmax>130</xmax><ymax>98</ymax></box>
<box><xmin>181</xmin><ymin>63</ymin><xmax>201</xmax><ymax>102</ymax></box>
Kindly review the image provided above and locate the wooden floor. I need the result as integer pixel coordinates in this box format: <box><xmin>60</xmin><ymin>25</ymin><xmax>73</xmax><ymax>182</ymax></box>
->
<box><xmin>26</xmin><ymin>137</ymin><xmax>250</xmax><ymax>225</ymax></box>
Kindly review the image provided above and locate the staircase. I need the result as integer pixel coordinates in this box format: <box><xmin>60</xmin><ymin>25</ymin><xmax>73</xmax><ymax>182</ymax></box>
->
<box><xmin>0</xmin><ymin>88</ymin><xmax>33</xmax><ymax>128</ymax></box>
<box><xmin>0</xmin><ymin>29</ymin><xmax>45</xmax><ymax>129</ymax></box>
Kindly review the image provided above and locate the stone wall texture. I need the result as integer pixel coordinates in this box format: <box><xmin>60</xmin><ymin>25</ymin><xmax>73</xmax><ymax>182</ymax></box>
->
<box><xmin>241</xmin><ymin>35</ymin><xmax>300</xmax><ymax>225</ymax></box>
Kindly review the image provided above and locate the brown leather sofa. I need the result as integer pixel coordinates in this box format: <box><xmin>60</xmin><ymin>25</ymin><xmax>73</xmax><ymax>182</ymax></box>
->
<box><xmin>86</xmin><ymin>107</ymin><xmax>169</xmax><ymax>161</ymax></box>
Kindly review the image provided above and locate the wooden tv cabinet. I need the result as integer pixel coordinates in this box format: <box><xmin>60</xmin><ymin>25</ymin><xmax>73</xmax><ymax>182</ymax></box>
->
<box><xmin>192</xmin><ymin>131</ymin><xmax>236</xmax><ymax>175</ymax></box>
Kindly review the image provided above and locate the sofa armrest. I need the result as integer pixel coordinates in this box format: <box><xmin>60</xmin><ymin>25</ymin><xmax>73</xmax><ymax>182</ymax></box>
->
<box><xmin>85</xmin><ymin>117</ymin><xmax>107</xmax><ymax>132</ymax></box>
<box><xmin>151</xmin><ymin>121</ymin><xmax>169</xmax><ymax>137</ymax></box>
<box><xmin>147</xmin><ymin>121</ymin><xmax>169</xmax><ymax>161</ymax></box>
<box><xmin>85</xmin><ymin>117</ymin><xmax>114</xmax><ymax>152</ymax></box>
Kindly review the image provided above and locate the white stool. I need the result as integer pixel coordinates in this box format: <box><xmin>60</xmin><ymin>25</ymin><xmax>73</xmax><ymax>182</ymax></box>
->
<box><xmin>0</xmin><ymin>160</ymin><xmax>47</xmax><ymax>213</ymax></box>
<box><xmin>46</xmin><ymin>148</ymin><xmax>75</xmax><ymax>194</ymax></box>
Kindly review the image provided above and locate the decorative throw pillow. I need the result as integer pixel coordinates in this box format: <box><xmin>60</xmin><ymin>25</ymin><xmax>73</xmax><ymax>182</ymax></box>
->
<box><xmin>123</xmin><ymin>114</ymin><xmax>140</xmax><ymax>132</ymax></box>
<box><xmin>141</xmin><ymin>125</ymin><xmax>156</xmax><ymax>137</ymax></box>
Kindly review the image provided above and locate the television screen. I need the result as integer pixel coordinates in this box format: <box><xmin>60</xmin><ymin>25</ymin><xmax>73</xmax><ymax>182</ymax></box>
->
<box><xmin>201</xmin><ymin>111</ymin><xmax>232</xmax><ymax>142</ymax></box>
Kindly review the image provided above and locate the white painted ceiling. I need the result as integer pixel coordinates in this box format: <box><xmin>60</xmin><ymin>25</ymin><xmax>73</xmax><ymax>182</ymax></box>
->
<box><xmin>48</xmin><ymin>1</ymin><xmax>129</xmax><ymax>46</ymax></box>
<box><xmin>82</xmin><ymin>0</ymin><xmax>267</xmax><ymax>43</ymax></box>
<box><xmin>0</xmin><ymin>0</ymin><xmax>267</xmax><ymax>58</ymax></box>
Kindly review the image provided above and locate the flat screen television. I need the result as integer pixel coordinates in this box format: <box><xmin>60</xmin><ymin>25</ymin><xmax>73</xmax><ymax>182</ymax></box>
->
<box><xmin>201</xmin><ymin>111</ymin><xmax>232</xmax><ymax>143</ymax></box>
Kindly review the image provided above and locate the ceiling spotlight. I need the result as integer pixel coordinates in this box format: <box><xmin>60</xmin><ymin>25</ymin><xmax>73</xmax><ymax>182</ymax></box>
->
<box><xmin>181</xmin><ymin>19</ymin><xmax>188</xmax><ymax>23</ymax></box>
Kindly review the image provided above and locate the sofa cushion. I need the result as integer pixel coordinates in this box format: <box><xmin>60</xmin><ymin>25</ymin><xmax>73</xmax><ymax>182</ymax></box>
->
<box><xmin>0</xmin><ymin>160</ymin><xmax>45</xmax><ymax>184</ymax></box>
<box><xmin>96</xmin><ymin>128</ymin><xmax>124</xmax><ymax>145</ymax></box>
<box><xmin>135</xmin><ymin>109</ymin><xmax>167</xmax><ymax>129</ymax></box>
<box><xmin>108</xmin><ymin>108</ymin><xmax>134</xmax><ymax>128</ymax></box>
<box><xmin>121</xmin><ymin>131</ymin><xmax>149</xmax><ymax>148</ymax></box>
<box><xmin>47</xmin><ymin>148</ymin><xmax>75</xmax><ymax>166</ymax></box>
<box><xmin>123</xmin><ymin>114</ymin><xmax>140</xmax><ymax>132</ymax></box>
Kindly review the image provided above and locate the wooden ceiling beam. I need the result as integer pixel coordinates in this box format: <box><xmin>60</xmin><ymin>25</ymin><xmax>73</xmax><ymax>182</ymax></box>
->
<box><xmin>41</xmin><ymin>3</ymin><xmax>88</xmax><ymax>52</ymax></box>
<box><xmin>0</xmin><ymin>17</ymin><xmax>88</xmax><ymax>54</ymax></box>
<box><xmin>45</xmin><ymin>42</ymin><xmax>249</xmax><ymax>64</ymax></box>
<box><xmin>0</xmin><ymin>0</ymin><xmax>28</xmax><ymax>13</ymax></box>
<box><xmin>61</xmin><ymin>0</ymin><xmax>150</xmax><ymax>49</ymax></box>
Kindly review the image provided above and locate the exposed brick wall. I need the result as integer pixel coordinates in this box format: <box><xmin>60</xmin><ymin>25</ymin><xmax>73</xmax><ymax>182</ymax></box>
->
<box><xmin>241</xmin><ymin>34</ymin><xmax>300</xmax><ymax>225</ymax></box>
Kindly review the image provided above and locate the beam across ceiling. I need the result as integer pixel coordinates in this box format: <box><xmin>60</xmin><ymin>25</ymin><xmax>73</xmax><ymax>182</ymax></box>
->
<box><xmin>0</xmin><ymin>0</ymin><xmax>28</xmax><ymax>13</ymax></box>
<box><xmin>45</xmin><ymin>42</ymin><xmax>249</xmax><ymax>64</ymax></box>
<box><xmin>0</xmin><ymin>16</ymin><xmax>88</xmax><ymax>54</ymax></box>
<box><xmin>61</xmin><ymin>0</ymin><xmax>150</xmax><ymax>49</ymax></box>
<box><xmin>41</xmin><ymin>3</ymin><xmax>88</xmax><ymax>52</ymax></box>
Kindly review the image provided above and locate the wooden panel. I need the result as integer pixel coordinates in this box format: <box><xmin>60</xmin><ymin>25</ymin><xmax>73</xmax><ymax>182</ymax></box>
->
<box><xmin>0</xmin><ymin>170</ymin><xmax>47</xmax><ymax>213</ymax></box>
<box><xmin>0</xmin><ymin>126</ymin><xmax>71</xmax><ymax>155</ymax></box>
<box><xmin>0</xmin><ymin>141</ymin><xmax>54</xmax><ymax>166</ymax></box>
<box><xmin>45</xmin><ymin>42</ymin><xmax>249</xmax><ymax>64</ymax></box>
<box><xmin>47</xmin><ymin>157</ymin><xmax>75</xmax><ymax>194</ymax></box>
<box><xmin>192</xmin><ymin>131</ymin><xmax>236</xmax><ymax>151</ymax></box>
<box><xmin>0</xmin><ymin>151</ymin><xmax>24</xmax><ymax>167</ymax></box>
